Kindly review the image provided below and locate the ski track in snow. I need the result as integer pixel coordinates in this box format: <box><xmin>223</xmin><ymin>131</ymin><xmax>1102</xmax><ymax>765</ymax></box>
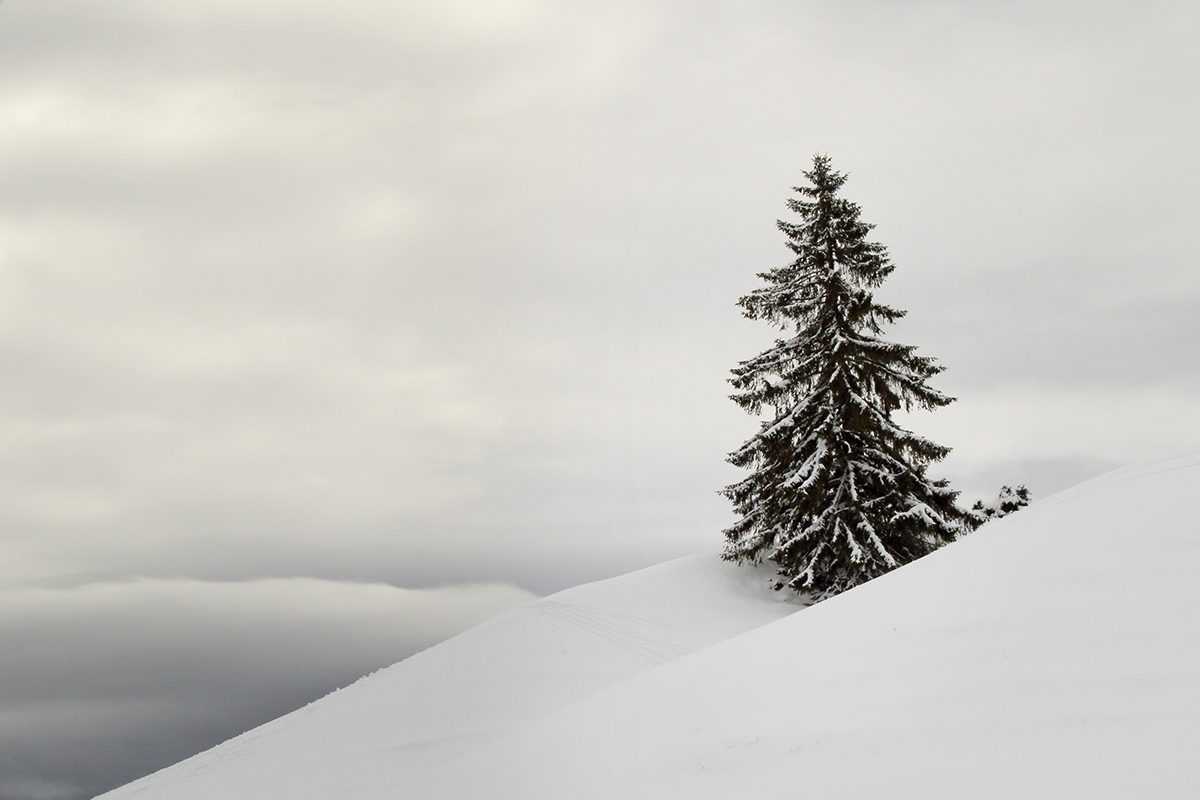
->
<box><xmin>529</xmin><ymin>600</ymin><xmax>700</xmax><ymax>663</ymax></box>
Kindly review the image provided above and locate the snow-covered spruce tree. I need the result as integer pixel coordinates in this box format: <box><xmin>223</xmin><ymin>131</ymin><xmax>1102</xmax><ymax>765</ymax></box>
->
<box><xmin>721</xmin><ymin>154</ymin><xmax>963</xmax><ymax>600</ymax></box>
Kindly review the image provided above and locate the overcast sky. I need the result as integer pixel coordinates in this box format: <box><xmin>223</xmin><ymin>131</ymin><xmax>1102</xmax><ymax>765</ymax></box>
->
<box><xmin>1</xmin><ymin>1</ymin><xmax>1198</xmax><ymax>798</ymax></box>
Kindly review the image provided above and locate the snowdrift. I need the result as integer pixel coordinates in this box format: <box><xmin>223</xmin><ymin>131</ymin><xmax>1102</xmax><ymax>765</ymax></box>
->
<box><xmin>102</xmin><ymin>451</ymin><xmax>1200</xmax><ymax>799</ymax></box>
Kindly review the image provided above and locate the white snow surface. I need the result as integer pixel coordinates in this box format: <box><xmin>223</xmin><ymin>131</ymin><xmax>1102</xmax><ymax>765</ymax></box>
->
<box><xmin>103</xmin><ymin>451</ymin><xmax>1200</xmax><ymax>799</ymax></box>
<box><xmin>99</xmin><ymin>553</ymin><xmax>801</xmax><ymax>799</ymax></box>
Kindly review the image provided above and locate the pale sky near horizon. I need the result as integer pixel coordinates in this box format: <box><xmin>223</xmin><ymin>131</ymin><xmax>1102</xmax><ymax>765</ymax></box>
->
<box><xmin>1</xmin><ymin>1</ymin><xmax>1198</xmax><ymax>798</ymax></box>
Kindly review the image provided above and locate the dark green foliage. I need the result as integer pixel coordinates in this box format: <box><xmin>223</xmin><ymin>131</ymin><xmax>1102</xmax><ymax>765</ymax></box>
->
<box><xmin>721</xmin><ymin>155</ymin><xmax>963</xmax><ymax>600</ymax></box>
<box><xmin>965</xmin><ymin>485</ymin><xmax>1031</xmax><ymax>530</ymax></box>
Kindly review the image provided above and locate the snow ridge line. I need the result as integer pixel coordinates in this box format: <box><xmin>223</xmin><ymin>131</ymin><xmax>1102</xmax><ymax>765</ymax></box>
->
<box><xmin>1023</xmin><ymin>450</ymin><xmax>1200</xmax><ymax>514</ymax></box>
<box><xmin>112</xmin><ymin>706</ymin><xmax>310</xmax><ymax>795</ymax></box>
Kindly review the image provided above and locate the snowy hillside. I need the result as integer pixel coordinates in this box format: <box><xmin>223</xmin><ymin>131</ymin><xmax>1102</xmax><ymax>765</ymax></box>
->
<box><xmin>102</xmin><ymin>451</ymin><xmax>1200</xmax><ymax>799</ymax></box>
<box><xmin>97</xmin><ymin>554</ymin><xmax>801</xmax><ymax>799</ymax></box>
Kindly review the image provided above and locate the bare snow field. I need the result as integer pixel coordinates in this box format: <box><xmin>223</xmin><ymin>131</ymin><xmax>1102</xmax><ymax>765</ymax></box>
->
<box><xmin>101</xmin><ymin>451</ymin><xmax>1200</xmax><ymax>799</ymax></box>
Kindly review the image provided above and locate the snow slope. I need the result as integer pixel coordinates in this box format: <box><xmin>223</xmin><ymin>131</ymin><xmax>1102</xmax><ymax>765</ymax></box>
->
<box><xmin>98</xmin><ymin>554</ymin><xmax>801</xmax><ymax>799</ymax></box>
<box><xmin>103</xmin><ymin>451</ymin><xmax>1200</xmax><ymax>799</ymax></box>
<box><xmin>396</xmin><ymin>451</ymin><xmax>1200</xmax><ymax>799</ymax></box>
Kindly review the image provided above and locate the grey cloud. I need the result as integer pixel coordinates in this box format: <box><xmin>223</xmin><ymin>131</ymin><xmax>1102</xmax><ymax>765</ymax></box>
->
<box><xmin>0</xmin><ymin>0</ymin><xmax>1195</xmax><ymax>587</ymax></box>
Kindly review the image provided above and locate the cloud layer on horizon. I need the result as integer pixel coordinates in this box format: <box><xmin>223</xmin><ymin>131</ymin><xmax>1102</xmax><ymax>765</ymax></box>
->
<box><xmin>0</xmin><ymin>576</ymin><xmax>535</xmax><ymax>800</ymax></box>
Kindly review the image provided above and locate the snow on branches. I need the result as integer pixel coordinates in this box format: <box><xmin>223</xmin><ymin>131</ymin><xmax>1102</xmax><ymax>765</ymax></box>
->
<box><xmin>964</xmin><ymin>485</ymin><xmax>1031</xmax><ymax>531</ymax></box>
<box><xmin>722</xmin><ymin>155</ymin><xmax>964</xmax><ymax>601</ymax></box>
